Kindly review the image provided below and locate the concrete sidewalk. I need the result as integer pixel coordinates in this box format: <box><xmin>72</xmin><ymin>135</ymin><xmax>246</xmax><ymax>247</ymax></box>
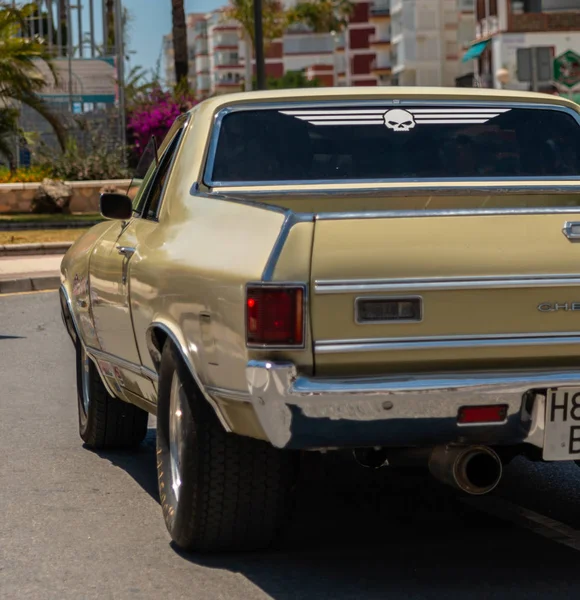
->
<box><xmin>0</xmin><ymin>254</ymin><xmax>62</xmax><ymax>294</ymax></box>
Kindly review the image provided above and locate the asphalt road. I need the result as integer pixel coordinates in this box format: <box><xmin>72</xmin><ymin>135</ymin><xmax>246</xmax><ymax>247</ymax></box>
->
<box><xmin>2</xmin><ymin>291</ymin><xmax>580</xmax><ymax>600</ymax></box>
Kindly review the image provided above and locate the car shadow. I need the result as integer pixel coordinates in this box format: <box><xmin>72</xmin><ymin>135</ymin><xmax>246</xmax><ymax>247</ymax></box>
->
<box><xmin>93</xmin><ymin>426</ymin><xmax>160</xmax><ymax>502</ymax></box>
<box><xmin>95</xmin><ymin>433</ymin><xmax>580</xmax><ymax>599</ymax></box>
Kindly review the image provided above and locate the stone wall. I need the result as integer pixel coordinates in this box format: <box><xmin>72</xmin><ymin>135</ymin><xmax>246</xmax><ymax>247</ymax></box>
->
<box><xmin>0</xmin><ymin>180</ymin><xmax>132</xmax><ymax>214</ymax></box>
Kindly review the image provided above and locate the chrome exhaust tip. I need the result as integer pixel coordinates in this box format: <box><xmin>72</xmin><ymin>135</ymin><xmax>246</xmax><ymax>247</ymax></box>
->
<box><xmin>428</xmin><ymin>445</ymin><xmax>503</xmax><ymax>496</ymax></box>
<box><xmin>353</xmin><ymin>447</ymin><xmax>390</xmax><ymax>469</ymax></box>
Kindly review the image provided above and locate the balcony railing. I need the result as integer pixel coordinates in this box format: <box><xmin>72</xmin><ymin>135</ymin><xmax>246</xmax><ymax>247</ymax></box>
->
<box><xmin>214</xmin><ymin>56</ymin><xmax>242</xmax><ymax>68</ymax></box>
<box><xmin>214</xmin><ymin>36</ymin><xmax>239</xmax><ymax>48</ymax></box>
<box><xmin>369</xmin><ymin>34</ymin><xmax>391</xmax><ymax>44</ymax></box>
<box><xmin>508</xmin><ymin>11</ymin><xmax>580</xmax><ymax>32</ymax></box>
<box><xmin>214</xmin><ymin>77</ymin><xmax>242</xmax><ymax>87</ymax></box>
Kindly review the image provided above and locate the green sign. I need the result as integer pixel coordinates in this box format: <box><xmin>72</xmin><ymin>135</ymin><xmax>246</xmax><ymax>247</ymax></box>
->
<box><xmin>554</xmin><ymin>50</ymin><xmax>580</xmax><ymax>89</ymax></box>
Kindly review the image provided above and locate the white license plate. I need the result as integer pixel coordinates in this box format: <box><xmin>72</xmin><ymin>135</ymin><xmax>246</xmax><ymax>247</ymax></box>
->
<box><xmin>543</xmin><ymin>388</ymin><xmax>580</xmax><ymax>461</ymax></box>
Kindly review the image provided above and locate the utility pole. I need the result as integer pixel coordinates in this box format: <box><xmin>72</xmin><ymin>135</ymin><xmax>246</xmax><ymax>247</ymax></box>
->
<box><xmin>114</xmin><ymin>0</ymin><xmax>127</xmax><ymax>165</ymax></box>
<box><xmin>253</xmin><ymin>0</ymin><xmax>266</xmax><ymax>90</ymax></box>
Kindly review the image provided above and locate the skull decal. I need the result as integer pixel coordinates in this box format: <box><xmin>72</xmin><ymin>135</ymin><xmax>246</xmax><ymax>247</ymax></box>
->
<box><xmin>383</xmin><ymin>109</ymin><xmax>416</xmax><ymax>132</ymax></box>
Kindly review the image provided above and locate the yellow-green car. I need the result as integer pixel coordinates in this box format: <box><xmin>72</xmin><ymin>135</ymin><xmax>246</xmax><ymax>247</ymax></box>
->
<box><xmin>60</xmin><ymin>87</ymin><xmax>580</xmax><ymax>553</ymax></box>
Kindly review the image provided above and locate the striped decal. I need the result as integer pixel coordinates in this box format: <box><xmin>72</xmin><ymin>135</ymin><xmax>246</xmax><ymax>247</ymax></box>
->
<box><xmin>279</xmin><ymin>107</ymin><xmax>512</xmax><ymax>127</ymax></box>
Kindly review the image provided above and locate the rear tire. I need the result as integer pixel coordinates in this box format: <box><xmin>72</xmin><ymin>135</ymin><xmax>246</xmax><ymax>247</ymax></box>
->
<box><xmin>156</xmin><ymin>340</ymin><xmax>298</xmax><ymax>553</ymax></box>
<box><xmin>76</xmin><ymin>342</ymin><xmax>149</xmax><ymax>450</ymax></box>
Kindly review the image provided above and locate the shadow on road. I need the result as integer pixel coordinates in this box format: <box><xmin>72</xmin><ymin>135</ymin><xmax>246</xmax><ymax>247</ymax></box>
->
<box><xmin>93</xmin><ymin>427</ymin><xmax>159</xmax><ymax>502</ymax></box>
<box><xmin>94</xmin><ymin>431</ymin><xmax>580</xmax><ymax>599</ymax></box>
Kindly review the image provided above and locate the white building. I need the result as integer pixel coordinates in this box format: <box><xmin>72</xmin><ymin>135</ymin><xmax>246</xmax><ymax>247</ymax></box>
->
<box><xmin>466</xmin><ymin>0</ymin><xmax>580</xmax><ymax>96</ymax></box>
<box><xmin>387</xmin><ymin>0</ymin><xmax>476</xmax><ymax>86</ymax></box>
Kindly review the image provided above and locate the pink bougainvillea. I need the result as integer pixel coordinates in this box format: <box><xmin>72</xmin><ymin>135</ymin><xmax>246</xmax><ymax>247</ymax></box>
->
<box><xmin>127</xmin><ymin>86</ymin><xmax>198</xmax><ymax>159</ymax></box>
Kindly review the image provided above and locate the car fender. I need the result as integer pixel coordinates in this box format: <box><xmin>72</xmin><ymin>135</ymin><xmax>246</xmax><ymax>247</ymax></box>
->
<box><xmin>146</xmin><ymin>318</ymin><xmax>233</xmax><ymax>432</ymax></box>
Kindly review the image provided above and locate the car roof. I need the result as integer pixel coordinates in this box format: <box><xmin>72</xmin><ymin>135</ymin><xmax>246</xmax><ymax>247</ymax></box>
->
<box><xmin>193</xmin><ymin>86</ymin><xmax>580</xmax><ymax>114</ymax></box>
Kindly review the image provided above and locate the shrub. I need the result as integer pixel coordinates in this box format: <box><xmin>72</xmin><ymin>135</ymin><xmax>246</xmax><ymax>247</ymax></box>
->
<box><xmin>31</xmin><ymin>127</ymin><xmax>131</xmax><ymax>181</ymax></box>
<box><xmin>0</xmin><ymin>165</ymin><xmax>52</xmax><ymax>183</ymax></box>
<box><xmin>127</xmin><ymin>85</ymin><xmax>197</xmax><ymax>162</ymax></box>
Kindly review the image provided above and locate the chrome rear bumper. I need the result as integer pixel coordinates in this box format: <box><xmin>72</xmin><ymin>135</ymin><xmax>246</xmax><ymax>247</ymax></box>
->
<box><xmin>245</xmin><ymin>361</ymin><xmax>580</xmax><ymax>450</ymax></box>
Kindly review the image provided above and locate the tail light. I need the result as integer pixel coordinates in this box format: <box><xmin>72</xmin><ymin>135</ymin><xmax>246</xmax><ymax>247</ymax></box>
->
<box><xmin>246</xmin><ymin>285</ymin><xmax>305</xmax><ymax>347</ymax></box>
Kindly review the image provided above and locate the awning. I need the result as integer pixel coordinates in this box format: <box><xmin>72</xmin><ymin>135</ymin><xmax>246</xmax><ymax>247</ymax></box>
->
<box><xmin>462</xmin><ymin>39</ymin><xmax>490</xmax><ymax>63</ymax></box>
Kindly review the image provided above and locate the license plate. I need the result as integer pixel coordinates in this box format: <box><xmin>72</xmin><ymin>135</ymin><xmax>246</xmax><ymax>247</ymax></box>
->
<box><xmin>543</xmin><ymin>388</ymin><xmax>580</xmax><ymax>461</ymax></box>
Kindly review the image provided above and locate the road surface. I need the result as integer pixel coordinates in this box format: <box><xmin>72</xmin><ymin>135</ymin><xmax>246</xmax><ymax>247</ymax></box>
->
<box><xmin>2</xmin><ymin>291</ymin><xmax>580</xmax><ymax>599</ymax></box>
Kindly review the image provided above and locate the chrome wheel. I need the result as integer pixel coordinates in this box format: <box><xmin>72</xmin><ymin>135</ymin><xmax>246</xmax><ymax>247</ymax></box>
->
<box><xmin>169</xmin><ymin>372</ymin><xmax>185</xmax><ymax>502</ymax></box>
<box><xmin>80</xmin><ymin>345</ymin><xmax>91</xmax><ymax>416</ymax></box>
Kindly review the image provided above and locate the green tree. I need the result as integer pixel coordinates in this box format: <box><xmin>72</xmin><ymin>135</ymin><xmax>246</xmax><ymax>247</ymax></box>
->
<box><xmin>124</xmin><ymin>64</ymin><xmax>158</xmax><ymax>106</ymax></box>
<box><xmin>0</xmin><ymin>4</ymin><xmax>66</xmax><ymax>150</ymax></box>
<box><xmin>257</xmin><ymin>70</ymin><xmax>321</xmax><ymax>89</ymax></box>
<box><xmin>287</xmin><ymin>0</ymin><xmax>353</xmax><ymax>33</ymax></box>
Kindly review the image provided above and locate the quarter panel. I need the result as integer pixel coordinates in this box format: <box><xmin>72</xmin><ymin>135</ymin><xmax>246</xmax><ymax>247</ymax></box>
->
<box><xmin>129</xmin><ymin>195</ymin><xmax>290</xmax><ymax>393</ymax></box>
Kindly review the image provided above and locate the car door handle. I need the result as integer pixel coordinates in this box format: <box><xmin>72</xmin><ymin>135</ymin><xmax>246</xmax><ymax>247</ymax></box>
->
<box><xmin>117</xmin><ymin>246</ymin><xmax>136</xmax><ymax>257</ymax></box>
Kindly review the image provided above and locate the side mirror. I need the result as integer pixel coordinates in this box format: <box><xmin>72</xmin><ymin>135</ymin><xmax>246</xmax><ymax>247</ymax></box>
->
<box><xmin>100</xmin><ymin>192</ymin><xmax>133</xmax><ymax>220</ymax></box>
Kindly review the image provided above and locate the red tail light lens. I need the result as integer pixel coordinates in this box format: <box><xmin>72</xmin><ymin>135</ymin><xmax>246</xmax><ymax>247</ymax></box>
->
<box><xmin>458</xmin><ymin>405</ymin><xmax>508</xmax><ymax>425</ymax></box>
<box><xmin>246</xmin><ymin>286</ymin><xmax>304</xmax><ymax>347</ymax></box>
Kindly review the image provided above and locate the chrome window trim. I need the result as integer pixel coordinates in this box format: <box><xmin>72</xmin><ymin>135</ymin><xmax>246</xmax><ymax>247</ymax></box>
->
<box><xmin>354</xmin><ymin>295</ymin><xmax>423</xmax><ymax>325</ymax></box>
<box><xmin>142</xmin><ymin>115</ymin><xmax>190</xmax><ymax>222</ymax></box>
<box><xmin>201</xmin><ymin>100</ymin><xmax>580</xmax><ymax>189</ymax></box>
<box><xmin>315</xmin><ymin>332</ymin><xmax>580</xmax><ymax>354</ymax></box>
<box><xmin>261</xmin><ymin>211</ymin><xmax>313</xmax><ymax>282</ymax></box>
<box><xmin>213</xmin><ymin>181</ymin><xmax>580</xmax><ymax>197</ymax></box>
<box><xmin>245</xmin><ymin>281</ymin><xmax>308</xmax><ymax>350</ymax></box>
<box><xmin>315</xmin><ymin>274</ymin><xmax>580</xmax><ymax>294</ymax></box>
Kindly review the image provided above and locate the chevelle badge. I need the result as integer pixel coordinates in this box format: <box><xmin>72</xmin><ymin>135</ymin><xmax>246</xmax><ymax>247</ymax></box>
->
<box><xmin>538</xmin><ymin>302</ymin><xmax>580</xmax><ymax>312</ymax></box>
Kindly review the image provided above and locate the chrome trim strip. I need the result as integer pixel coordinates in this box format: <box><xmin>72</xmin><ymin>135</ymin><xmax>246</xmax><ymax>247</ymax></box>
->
<box><xmin>315</xmin><ymin>206</ymin><xmax>580</xmax><ymax>220</ymax></box>
<box><xmin>315</xmin><ymin>335</ymin><xmax>580</xmax><ymax>354</ymax></box>
<box><xmin>214</xmin><ymin>181</ymin><xmax>580</xmax><ymax>196</ymax></box>
<box><xmin>86</xmin><ymin>346</ymin><xmax>159</xmax><ymax>383</ymax></box>
<box><xmin>147</xmin><ymin>322</ymin><xmax>232</xmax><ymax>432</ymax></box>
<box><xmin>315</xmin><ymin>275</ymin><xmax>580</xmax><ymax>294</ymax></box>
<box><xmin>202</xmin><ymin>100</ymin><xmax>580</xmax><ymax>189</ymax></box>
<box><xmin>261</xmin><ymin>212</ymin><xmax>313</xmax><ymax>281</ymax></box>
<box><xmin>318</xmin><ymin>331</ymin><xmax>580</xmax><ymax>345</ymax></box>
<box><xmin>354</xmin><ymin>295</ymin><xmax>423</xmax><ymax>325</ymax></box>
<box><xmin>206</xmin><ymin>385</ymin><xmax>251</xmax><ymax>402</ymax></box>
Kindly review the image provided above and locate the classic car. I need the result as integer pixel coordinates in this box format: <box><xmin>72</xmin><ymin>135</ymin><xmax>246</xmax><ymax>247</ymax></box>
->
<box><xmin>60</xmin><ymin>86</ymin><xmax>580</xmax><ymax>553</ymax></box>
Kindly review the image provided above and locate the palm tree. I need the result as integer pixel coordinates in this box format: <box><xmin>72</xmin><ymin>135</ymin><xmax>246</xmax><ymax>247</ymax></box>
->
<box><xmin>171</xmin><ymin>0</ymin><xmax>188</xmax><ymax>87</ymax></box>
<box><xmin>0</xmin><ymin>103</ymin><xmax>20</xmax><ymax>171</ymax></box>
<box><xmin>0</xmin><ymin>4</ymin><xmax>66</xmax><ymax>150</ymax></box>
<box><xmin>124</xmin><ymin>64</ymin><xmax>158</xmax><ymax>106</ymax></box>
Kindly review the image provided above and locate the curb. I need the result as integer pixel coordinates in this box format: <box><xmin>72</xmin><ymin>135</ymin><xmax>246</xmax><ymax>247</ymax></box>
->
<box><xmin>0</xmin><ymin>274</ymin><xmax>60</xmax><ymax>294</ymax></box>
<box><xmin>0</xmin><ymin>220</ymin><xmax>101</xmax><ymax>231</ymax></box>
<box><xmin>0</xmin><ymin>242</ymin><xmax>72</xmax><ymax>257</ymax></box>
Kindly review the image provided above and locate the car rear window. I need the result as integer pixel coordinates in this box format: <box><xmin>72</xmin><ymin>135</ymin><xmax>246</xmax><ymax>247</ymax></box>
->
<box><xmin>208</xmin><ymin>105</ymin><xmax>580</xmax><ymax>184</ymax></box>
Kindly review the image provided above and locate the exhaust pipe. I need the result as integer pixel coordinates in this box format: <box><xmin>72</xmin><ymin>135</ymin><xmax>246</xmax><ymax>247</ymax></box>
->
<box><xmin>353</xmin><ymin>447</ymin><xmax>390</xmax><ymax>469</ymax></box>
<box><xmin>428</xmin><ymin>445</ymin><xmax>503</xmax><ymax>496</ymax></box>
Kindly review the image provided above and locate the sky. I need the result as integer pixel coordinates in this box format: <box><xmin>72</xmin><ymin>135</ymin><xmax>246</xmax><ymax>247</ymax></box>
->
<box><xmin>123</xmin><ymin>0</ymin><xmax>223</xmax><ymax>77</ymax></box>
